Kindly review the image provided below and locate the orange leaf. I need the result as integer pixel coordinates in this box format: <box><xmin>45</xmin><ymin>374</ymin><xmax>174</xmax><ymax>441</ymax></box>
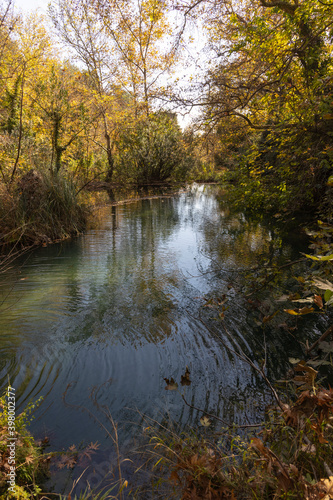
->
<box><xmin>263</xmin><ymin>310</ymin><xmax>279</xmax><ymax>323</ymax></box>
<box><xmin>313</xmin><ymin>295</ymin><xmax>323</xmax><ymax>309</ymax></box>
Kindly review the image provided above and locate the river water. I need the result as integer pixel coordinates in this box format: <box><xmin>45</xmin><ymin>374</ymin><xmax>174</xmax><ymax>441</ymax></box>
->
<box><xmin>0</xmin><ymin>184</ymin><xmax>327</xmax><ymax>496</ymax></box>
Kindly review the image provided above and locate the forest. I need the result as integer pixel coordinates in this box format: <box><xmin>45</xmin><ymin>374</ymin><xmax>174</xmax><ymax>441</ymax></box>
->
<box><xmin>1</xmin><ymin>0</ymin><xmax>333</xmax><ymax>499</ymax></box>
<box><xmin>0</xmin><ymin>0</ymin><xmax>332</xmax><ymax>246</ymax></box>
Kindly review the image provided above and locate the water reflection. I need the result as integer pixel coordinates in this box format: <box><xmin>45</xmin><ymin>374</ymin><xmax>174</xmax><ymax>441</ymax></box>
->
<box><xmin>0</xmin><ymin>184</ymin><xmax>321</xmax><ymax>494</ymax></box>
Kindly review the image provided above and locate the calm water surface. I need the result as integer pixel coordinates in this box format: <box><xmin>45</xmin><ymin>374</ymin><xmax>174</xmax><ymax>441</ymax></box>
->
<box><xmin>0</xmin><ymin>184</ymin><xmax>325</xmax><ymax>494</ymax></box>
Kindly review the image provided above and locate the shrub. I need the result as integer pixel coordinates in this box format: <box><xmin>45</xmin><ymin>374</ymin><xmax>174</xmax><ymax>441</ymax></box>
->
<box><xmin>114</xmin><ymin>112</ymin><xmax>193</xmax><ymax>184</ymax></box>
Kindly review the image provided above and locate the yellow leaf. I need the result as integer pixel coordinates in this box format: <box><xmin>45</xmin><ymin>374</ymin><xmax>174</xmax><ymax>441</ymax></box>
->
<box><xmin>320</xmin><ymin>476</ymin><xmax>333</xmax><ymax>497</ymax></box>
<box><xmin>200</xmin><ymin>415</ymin><xmax>211</xmax><ymax>427</ymax></box>
<box><xmin>284</xmin><ymin>307</ymin><xmax>314</xmax><ymax>315</ymax></box>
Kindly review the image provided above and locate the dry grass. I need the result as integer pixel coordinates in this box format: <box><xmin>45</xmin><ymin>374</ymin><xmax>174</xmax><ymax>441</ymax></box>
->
<box><xmin>0</xmin><ymin>171</ymin><xmax>88</xmax><ymax>249</ymax></box>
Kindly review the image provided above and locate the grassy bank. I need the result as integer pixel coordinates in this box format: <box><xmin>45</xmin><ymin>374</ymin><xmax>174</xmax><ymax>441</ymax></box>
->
<box><xmin>0</xmin><ymin>171</ymin><xmax>88</xmax><ymax>249</ymax></box>
<box><xmin>0</xmin><ymin>172</ymin><xmax>194</xmax><ymax>251</ymax></box>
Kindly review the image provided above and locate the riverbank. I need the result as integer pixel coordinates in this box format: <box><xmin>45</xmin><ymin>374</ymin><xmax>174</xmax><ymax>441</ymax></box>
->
<box><xmin>0</xmin><ymin>174</ymin><xmax>191</xmax><ymax>252</ymax></box>
<box><xmin>0</xmin><ymin>172</ymin><xmax>87</xmax><ymax>249</ymax></box>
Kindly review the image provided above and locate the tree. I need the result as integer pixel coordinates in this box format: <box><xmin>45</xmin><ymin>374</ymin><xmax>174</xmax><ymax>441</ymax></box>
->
<box><xmin>30</xmin><ymin>61</ymin><xmax>97</xmax><ymax>174</ymax></box>
<box><xmin>49</xmin><ymin>0</ymin><xmax>122</xmax><ymax>181</ymax></box>
<box><xmin>0</xmin><ymin>11</ymin><xmax>56</xmax><ymax>184</ymax></box>
<box><xmin>94</xmin><ymin>0</ymin><xmax>180</xmax><ymax>115</ymax></box>
<box><xmin>114</xmin><ymin>111</ymin><xmax>191</xmax><ymax>183</ymax></box>
<box><xmin>50</xmin><ymin>0</ymin><xmax>182</xmax><ymax>184</ymax></box>
<box><xmin>0</xmin><ymin>0</ymin><xmax>16</xmax><ymax>71</ymax></box>
<box><xmin>50</xmin><ymin>0</ymin><xmax>185</xmax><ymax>184</ymax></box>
<box><xmin>191</xmin><ymin>0</ymin><xmax>333</xmax><ymax>212</ymax></box>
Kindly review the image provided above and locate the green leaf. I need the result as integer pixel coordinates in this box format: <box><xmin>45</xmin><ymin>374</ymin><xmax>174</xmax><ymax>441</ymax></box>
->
<box><xmin>326</xmin><ymin>295</ymin><xmax>333</xmax><ymax>306</ymax></box>
<box><xmin>303</xmin><ymin>253</ymin><xmax>333</xmax><ymax>261</ymax></box>
<box><xmin>324</xmin><ymin>289</ymin><xmax>333</xmax><ymax>304</ymax></box>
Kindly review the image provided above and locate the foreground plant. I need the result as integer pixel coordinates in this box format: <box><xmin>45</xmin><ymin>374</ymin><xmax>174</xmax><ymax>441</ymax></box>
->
<box><xmin>147</xmin><ymin>361</ymin><xmax>333</xmax><ymax>499</ymax></box>
<box><xmin>0</xmin><ymin>393</ymin><xmax>49</xmax><ymax>499</ymax></box>
<box><xmin>153</xmin><ymin>219</ymin><xmax>333</xmax><ymax>499</ymax></box>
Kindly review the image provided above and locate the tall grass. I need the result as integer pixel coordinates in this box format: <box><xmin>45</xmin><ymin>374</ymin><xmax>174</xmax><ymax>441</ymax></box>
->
<box><xmin>0</xmin><ymin>171</ymin><xmax>88</xmax><ymax>248</ymax></box>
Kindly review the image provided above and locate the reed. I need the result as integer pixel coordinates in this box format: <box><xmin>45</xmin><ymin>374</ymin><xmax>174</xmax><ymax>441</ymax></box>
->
<box><xmin>0</xmin><ymin>171</ymin><xmax>88</xmax><ymax>248</ymax></box>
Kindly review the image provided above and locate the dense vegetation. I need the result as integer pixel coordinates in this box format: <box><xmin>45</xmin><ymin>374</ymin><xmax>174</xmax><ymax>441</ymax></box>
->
<box><xmin>195</xmin><ymin>0</ymin><xmax>333</xmax><ymax>217</ymax></box>
<box><xmin>1</xmin><ymin>0</ymin><xmax>332</xmax><ymax>247</ymax></box>
<box><xmin>0</xmin><ymin>0</ymin><xmax>200</xmax><ymax>246</ymax></box>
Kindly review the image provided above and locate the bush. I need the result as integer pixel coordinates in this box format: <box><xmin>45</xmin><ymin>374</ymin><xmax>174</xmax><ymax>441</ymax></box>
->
<box><xmin>144</xmin><ymin>362</ymin><xmax>333</xmax><ymax>499</ymax></box>
<box><xmin>114</xmin><ymin>112</ymin><xmax>193</xmax><ymax>184</ymax></box>
<box><xmin>221</xmin><ymin>124</ymin><xmax>333</xmax><ymax>217</ymax></box>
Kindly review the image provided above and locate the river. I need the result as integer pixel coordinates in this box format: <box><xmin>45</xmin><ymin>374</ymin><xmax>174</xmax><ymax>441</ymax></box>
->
<box><xmin>0</xmin><ymin>184</ymin><xmax>327</xmax><ymax>496</ymax></box>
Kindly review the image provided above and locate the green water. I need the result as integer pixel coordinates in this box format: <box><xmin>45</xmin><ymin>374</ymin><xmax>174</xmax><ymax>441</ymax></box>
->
<box><xmin>0</xmin><ymin>184</ymin><xmax>325</xmax><ymax>495</ymax></box>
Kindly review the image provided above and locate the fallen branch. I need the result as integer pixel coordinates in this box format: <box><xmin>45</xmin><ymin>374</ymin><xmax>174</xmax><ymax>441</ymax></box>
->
<box><xmin>306</xmin><ymin>324</ymin><xmax>333</xmax><ymax>355</ymax></box>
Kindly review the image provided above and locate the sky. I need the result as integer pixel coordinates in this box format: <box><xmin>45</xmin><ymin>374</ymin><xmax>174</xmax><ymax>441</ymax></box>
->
<box><xmin>14</xmin><ymin>0</ymin><xmax>48</xmax><ymax>13</ymax></box>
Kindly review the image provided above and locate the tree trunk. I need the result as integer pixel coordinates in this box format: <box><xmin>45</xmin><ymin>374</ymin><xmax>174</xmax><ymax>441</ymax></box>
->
<box><xmin>52</xmin><ymin>111</ymin><xmax>63</xmax><ymax>173</ymax></box>
<box><xmin>105</xmin><ymin>131</ymin><xmax>114</xmax><ymax>182</ymax></box>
